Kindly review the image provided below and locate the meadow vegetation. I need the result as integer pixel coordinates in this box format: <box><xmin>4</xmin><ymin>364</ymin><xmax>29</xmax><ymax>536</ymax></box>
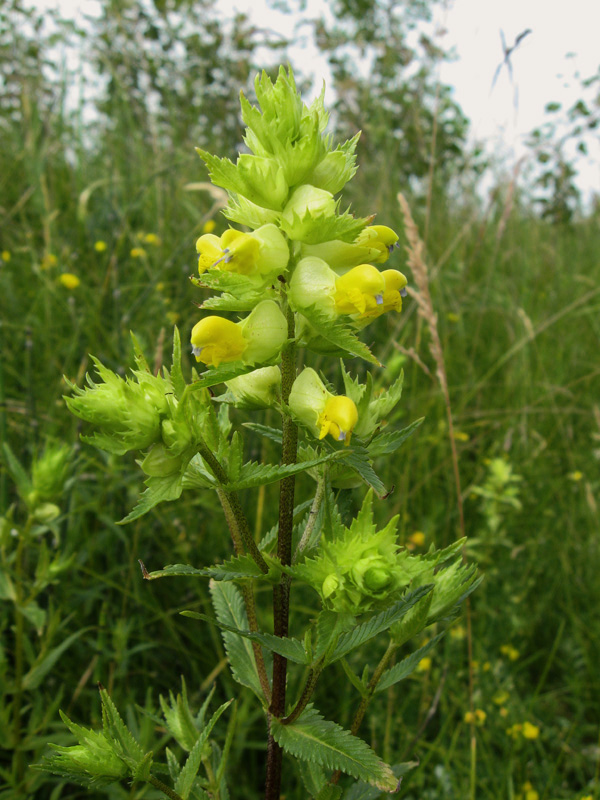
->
<box><xmin>1</xmin><ymin>1</ymin><xmax>599</xmax><ymax>798</ymax></box>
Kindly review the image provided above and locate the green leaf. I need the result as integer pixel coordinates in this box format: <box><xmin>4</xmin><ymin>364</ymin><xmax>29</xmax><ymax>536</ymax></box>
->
<box><xmin>280</xmin><ymin>207</ymin><xmax>368</xmax><ymax>245</ymax></box>
<box><xmin>145</xmin><ymin>555</ymin><xmax>266</xmax><ymax>582</ymax></box>
<box><xmin>174</xmin><ymin>700</ymin><xmax>232</xmax><ymax>800</ymax></box>
<box><xmin>193</xmin><ymin>272</ymin><xmax>277</xmax><ymax>312</ymax></box>
<box><xmin>328</xmin><ymin>587</ymin><xmax>433</xmax><ymax>665</ymax></box>
<box><xmin>342</xmin><ymin>446</ymin><xmax>385</xmax><ymax>496</ymax></box>
<box><xmin>343</xmin><ymin>762</ymin><xmax>418</xmax><ymax>799</ymax></box>
<box><xmin>190</xmin><ymin>362</ymin><xmax>260</xmax><ymax>391</ymax></box>
<box><xmin>0</xmin><ymin>568</ymin><xmax>16</xmax><ymax>601</ymax></box>
<box><xmin>225</xmin><ymin>450</ymin><xmax>346</xmax><ymax>492</ymax></box>
<box><xmin>208</xmin><ymin>581</ymin><xmax>265</xmax><ymax>697</ymax></box>
<box><xmin>170</xmin><ymin>326</ymin><xmax>187</xmax><ymax>399</ymax></box>
<box><xmin>299</xmin><ymin>306</ymin><xmax>380</xmax><ymax>365</ymax></box>
<box><xmin>271</xmin><ymin>706</ymin><xmax>396</xmax><ymax>791</ymax></box>
<box><xmin>316</xmin><ymin>786</ymin><xmax>343</xmax><ymax>800</ymax></box>
<box><xmin>243</xmin><ymin>422</ymin><xmax>283</xmax><ymax>445</ymax></box>
<box><xmin>298</xmin><ymin>760</ymin><xmax>327</xmax><ymax>797</ymax></box>
<box><xmin>368</xmin><ymin>417</ymin><xmax>424</xmax><ymax>457</ymax></box>
<box><xmin>119</xmin><ymin>471</ymin><xmax>185</xmax><ymax>524</ymax></box>
<box><xmin>160</xmin><ymin>678</ymin><xmax>200</xmax><ymax>752</ymax></box>
<box><xmin>23</xmin><ymin>630</ymin><xmax>85</xmax><ymax>691</ymax></box>
<box><xmin>1</xmin><ymin>442</ymin><xmax>32</xmax><ymax>500</ymax></box>
<box><xmin>182</xmin><ymin>610</ymin><xmax>309</xmax><ymax>665</ymax></box>
<box><xmin>100</xmin><ymin>687</ymin><xmax>146</xmax><ymax>763</ymax></box>
<box><xmin>375</xmin><ymin>633</ymin><xmax>445</xmax><ymax>694</ymax></box>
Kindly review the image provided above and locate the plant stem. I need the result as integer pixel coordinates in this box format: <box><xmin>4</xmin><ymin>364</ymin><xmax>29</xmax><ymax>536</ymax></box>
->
<box><xmin>265</xmin><ymin>306</ymin><xmax>297</xmax><ymax>800</ymax></box>
<box><xmin>281</xmin><ymin>665</ymin><xmax>322</xmax><ymax>725</ymax></box>
<box><xmin>216</xmin><ymin>488</ymin><xmax>271</xmax><ymax>702</ymax></box>
<box><xmin>201</xmin><ymin>443</ymin><xmax>268</xmax><ymax>574</ymax></box>
<box><xmin>330</xmin><ymin>639</ymin><xmax>397</xmax><ymax>786</ymax></box>
<box><xmin>148</xmin><ymin>775</ymin><xmax>184</xmax><ymax>800</ymax></box>
<box><xmin>293</xmin><ymin>472</ymin><xmax>325</xmax><ymax>562</ymax></box>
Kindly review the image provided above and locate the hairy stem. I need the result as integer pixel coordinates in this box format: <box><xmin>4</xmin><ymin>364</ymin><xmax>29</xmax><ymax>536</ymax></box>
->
<box><xmin>265</xmin><ymin>305</ymin><xmax>298</xmax><ymax>800</ymax></box>
<box><xmin>293</xmin><ymin>472</ymin><xmax>325</xmax><ymax>563</ymax></box>
<box><xmin>148</xmin><ymin>775</ymin><xmax>184</xmax><ymax>800</ymax></box>
<box><xmin>282</xmin><ymin>664</ymin><xmax>322</xmax><ymax>725</ymax></box>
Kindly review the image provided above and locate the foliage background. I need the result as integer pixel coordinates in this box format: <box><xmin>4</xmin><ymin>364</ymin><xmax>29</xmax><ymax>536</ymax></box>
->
<box><xmin>1</xmin><ymin>0</ymin><xmax>599</xmax><ymax>797</ymax></box>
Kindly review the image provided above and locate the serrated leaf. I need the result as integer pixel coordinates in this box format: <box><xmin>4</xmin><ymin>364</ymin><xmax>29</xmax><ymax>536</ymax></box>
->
<box><xmin>298</xmin><ymin>760</ymin><xmax>327</xmax><ymax>797</ymax></box>
<box><xmin>174</xmin><ymin>700</ymin><xmax>232</xmax><ymax>800</ymax></box>
<box><xmin>375</xmin><ymin>633</ymin><xmax>445</xmax><ymax>694</ymax></box>
<box><xmin>243</xmin><ymin>422</ymin><xmax>283</xmax><ymax>445</ymax></box>
<box><xmin>225</xmin><ymin>450</ymin><xmax>346</xmax><ymax>492</ymax></box>
<box><xmin>342</xmin><ymin>446</ymin><xmax>385</xmax><ymax>496</ymax></box>
<box><xmin>271</xmin><ymin>706</ymin><xmax>396</xmax><ymax>791</ymax></box>
<box><xmin>182</xmin><ymin>610</ymin><xmax>309</xmax><ymax>665</ymax></box>
<box><xmin>147</xmin><ymin>555</ymin><xmax>266</xmax><ymax>582</ymax></box>
<box><xmin>280</xmin><ymin>207</ymin><xmax>368</xmax><ymax>245</ymax></box>
<box><xmin>160</xmin><ymin>679</ymin><xmax>200</xmax><ymax>752</ymax></box>
<box><xmin>119</xmin><ymin>471</ymin><xmax>184</xmax><ymax>524</ymax></box>
<box><xmin>328</xmin><ymin>586</ymin><xmax>433</xmax><ymax>665</ymax></box>
<box><xmin>299</xmin><ymin>306</ymin><xmax>380</xmax><ymax>365</ymax></box>
<box><xmin>208</xmin><ymin>581</ymin><xmax>264</xmax><ymax>697</ymax></box>
<box><xmin>100</xmin><ymin>687</ymin><xmax>145</xmax><ymax>763</ymax></box>
<box><xmin>189</xmin><ymin>362</ymin><xmax>259</xmax><ymax>391</ymax></box>
<box><xmin>343</xmin><ymin>762</ymin><xmax>418</xmax><ymax>799</ymax></box>
<box><xmin>367</xmin><ymin>418</ymin><xmax>424</xmax><ymax>457</ymax></box>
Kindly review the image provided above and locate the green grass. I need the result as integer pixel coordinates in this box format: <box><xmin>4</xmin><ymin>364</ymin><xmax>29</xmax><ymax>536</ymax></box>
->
<box><xmin>1</xmin><ymin>11</ymin><xmax>599</xmax><ymax>800</ymax></box>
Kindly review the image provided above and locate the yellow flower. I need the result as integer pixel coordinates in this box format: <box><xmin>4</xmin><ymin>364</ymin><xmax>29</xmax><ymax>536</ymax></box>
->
<box><xmin>191</xmin><ymin>301</ymin><xmax>287</xmax><ymax>369</ymax></box>
<box><xmin>408</xmin><ymin>531</ymin><xmax>426</xmax><ymax>548</ymax></box>
<box><xmin>59</xmin><ymin>273</ymin><xmax>80</xmax><ymax>290</ymax></box>
<box><xmin>464</xmin><ymin>709</ymin><xmax>486</xmax><ymax>725</ymax></box>
<box><xmin>130</xmin><ymin>247</ymin><xmax>146</xmax><ymax>258</ymax></box>
<box><xmin>417</xmin><ymin>657</ymin><xmax>432</xmax><ymax>673</ymax></box>
<box><xmin>446</xmin><ymin>312</ymin><xmax>460</xmax><ymax>323</ymax></box>
<box><xmin>1</xmin><ymin>250</ymin><xmax>11</xmax><ymax>262</ymax></box>
<box><xmin>450</xmin><ymin>625</ymin><xmax>466</xmax><ymax>640</ymax></box>
<box><xmin>334</xmin><ymin>264</ymin><xmax>385</xmax><ymax>316</ymax></box>
<box><xmin>94</xmin><ymin>240</ymin><xmax>107</xmax><ymax>252</ymax></box>
<box><xmin>317</xmin><ymin>396</ymin><xmax>358</xmax><ymax>445</ymax></box>
<box><xmin>359</xmin><ymin>225</ymin><xmax>399</xmax><ymax>262</ymax></box>
<box><xmin>453</xmin><ymin>430</ymin><xmax>469</xmax><ymax>442</ymax></box>
<box><xmin>522</xmin><ymin>721</ymin><xmax>540</xmax><ymax>739</ymax></box>
<box><xmin>521</xmin><ymin>781</ymin><xmax>539</xmax><ymax>800</ymax></box>
<box><xmin>500</xmin><ymin>644</ymin><xmax>520</xmax><ymax>661</ymax></box>
<box><xmin>492</xmin><ymin>691</ymin><xmax>510</xmax><ymax>706</ymax></box>
<box><xmin>202</xmin><ymin>219</ymin><xmax>216</xmax><ymax>234</ymax></box>
<box><xmin>196</xmin><ymin>224</ymin><xmax>288</xmax><ymax>281</ymax></box>
<box><xmin>506</xmin><ymin>723</ymin><xmax>523</xmax><ymax>738</ymax></box>
<box><xmin>143</xmin><ymin>233</ymin><xmax>161</xmax><ymax>246</ymax></box>
<box><xmin>41</xmin><ymin>253</ymin><xmax>57</xmax><ymax>270</ymax></box>
<box><xmin>499</xmin><ymin>707</ymin><xmax>508</xmax><ymax>717</ymax></box>
<box><xmin>568</xmin><ymin>470</ymin><xmax>583</xmax><ymax>481</ymax></box>
<box><xmin>191</xmin><ymin>317</ymin><xmax>247</xmax><ymax>367</ymax></box>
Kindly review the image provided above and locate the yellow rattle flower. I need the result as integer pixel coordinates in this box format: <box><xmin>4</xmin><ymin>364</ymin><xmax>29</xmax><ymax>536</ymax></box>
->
<box><xmin>191</xmin><ymin>317</ymin><xmax>247</xmax><ymax>367</ymax></box>
<box><xmin>318</xmin><ymin>396</ymin><xmax>359</xmax><ymax>444</ymax></box>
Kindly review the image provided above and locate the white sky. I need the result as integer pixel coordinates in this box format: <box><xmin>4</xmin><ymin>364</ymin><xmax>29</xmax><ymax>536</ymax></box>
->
<box><xmin>26</xmin><ymin>0</ymin><xmax>600</xmax><ymax>198</ymax></box>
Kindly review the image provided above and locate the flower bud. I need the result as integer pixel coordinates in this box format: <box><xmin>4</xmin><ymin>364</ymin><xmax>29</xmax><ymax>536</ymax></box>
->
<box><xmin>306</xmin><ymin>140</ymin><xmax>358</xmax><ymax>194</ymax></box>
<box><xmin>236</xmin><ymin>154</ymin><xmax>289</xmax><ymax>210</ymax></box>
<box><xmin>289</xmin><ymin>368</ymin><xmax>358</xmax><ymax>445</ymax></box>
<box><xmin>225</xmin><ymin>366</ymin><xmax>281</xmax><ymax>409</ymax></box>
<box><xmin>140</xmin><ymin>443</ymin><xmax>186</xmax><ymax>477</ymax></box>
<box><xmin>31</xmin><ymin>442</ymin><xmax>71</xmax><ymax>503</ymax></box>
<box><xmin>197</xmin><ymin>224</ymin><xmax>289</xmax><ymax>283</ymax></box>
<box><xmin>65</xmin><ymin>360</ymin><xmax>168</xmax><ymax>455</ymax></box>
<box><xmin>280</xmin><ymin>185</ymin><xmax>336</xmax><ymax>242</ymax></box>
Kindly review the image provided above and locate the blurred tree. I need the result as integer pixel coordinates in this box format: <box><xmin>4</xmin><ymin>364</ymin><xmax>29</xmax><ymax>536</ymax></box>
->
<box><xmin>527</xmin><ymin>64</ymin><xmax>599</xmax><ymax>224</ymax></box>
<box><xmin>272</xmin><ymin>0</ymin><xmax>473</xmax><ymax>213</ymax></box>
